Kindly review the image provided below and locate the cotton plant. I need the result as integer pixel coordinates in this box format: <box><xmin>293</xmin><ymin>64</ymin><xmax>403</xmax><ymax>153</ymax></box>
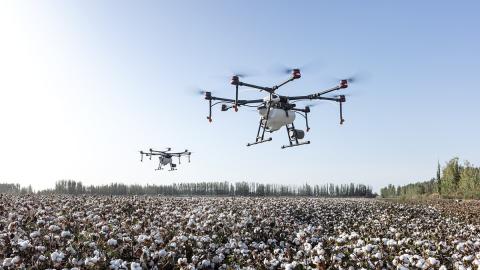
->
<box><xmin>1</xmin><ymin>195</ymin><xmax>480</xmax><ymax>269</ymax></box>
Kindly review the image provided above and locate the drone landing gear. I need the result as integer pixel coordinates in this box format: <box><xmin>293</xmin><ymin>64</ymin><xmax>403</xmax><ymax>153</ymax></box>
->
<box><xmin>169</xmin><ymin>163</ymin><xmax>177</xmax><ymax>171</ymax></box>
<box><xmin>281</xmin><ymin>123</ymin><xmax>310</xmax><ymax>149</ymax></box>
<box><xmin>247</xmin><ymin>106</ymin><xmax>273</xmax><ymax>147</ymax></box>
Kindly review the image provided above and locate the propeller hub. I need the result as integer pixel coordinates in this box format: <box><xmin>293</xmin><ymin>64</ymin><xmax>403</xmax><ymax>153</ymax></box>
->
<box><xmin>231</xmin><ymin>76</ymin><xmax>240</xmax><ymax>85</ymax></box>
<box><xmin>292</xmin><ymin>69</ymin><xmax>301</xmax><ymax>79</ymax></box>
<box><xmin>204</xmin><ymin>91</ymin><xmax>212</xmax><ymax>100</ymax></box>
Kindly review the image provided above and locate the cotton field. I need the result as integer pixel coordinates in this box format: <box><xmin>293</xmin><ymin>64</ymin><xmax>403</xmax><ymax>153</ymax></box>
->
<box><xmin>0</xmin><ymin>195</ymin><xmax>479</xmax><ymax>270</ymax></box>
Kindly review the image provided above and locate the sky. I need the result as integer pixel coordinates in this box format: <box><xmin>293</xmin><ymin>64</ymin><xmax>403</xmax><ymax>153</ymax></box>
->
<box><xmin>0</xmin><ymin>1</ymin><xmax>479</xmax><ymax>191</ymax></box>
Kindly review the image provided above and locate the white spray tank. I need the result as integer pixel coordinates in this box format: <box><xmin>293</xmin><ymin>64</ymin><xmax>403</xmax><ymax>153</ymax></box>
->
<box><xmin>257</xmin><ymin>95</ymin><xmax>295</xmax><ymax>131</ymax></box>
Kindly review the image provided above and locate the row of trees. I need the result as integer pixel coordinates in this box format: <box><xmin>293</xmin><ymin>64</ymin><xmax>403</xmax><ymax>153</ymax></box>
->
<box><xmin>6</xmin><ymin>180</ymin><xmax>375</xmax><ymax>197</ymax></box>
<box><xmin>0</xmin><ymin>183</ymin><xmax>32</xmax><ymax>194</ymax></box>
<box><xmin>381</xmin><ymin>158</ymin><xmax>480</xmax><ymax>199</ymax></box>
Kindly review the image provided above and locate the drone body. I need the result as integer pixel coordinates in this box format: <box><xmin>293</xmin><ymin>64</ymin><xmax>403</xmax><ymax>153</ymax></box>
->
<box><xmin>140</xmin><ymin>148</ymin><xmax>191</xmax><ymax>171</ymax></box>
<box><xmin>203</xmin><ymin>69</ymin><xmax>350</xmax><ymax>148</ymax></box>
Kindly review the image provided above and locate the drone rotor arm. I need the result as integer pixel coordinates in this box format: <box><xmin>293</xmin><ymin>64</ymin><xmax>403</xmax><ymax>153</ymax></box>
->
<box><xmin>236</xmin><ymin>81</ymin><xmax>274</xmax><ymax>94</ymax></box>
<box><xmin>237</xmin><ymin>99</ymin><xmax>264</xmax><ymax>105</ymax></box>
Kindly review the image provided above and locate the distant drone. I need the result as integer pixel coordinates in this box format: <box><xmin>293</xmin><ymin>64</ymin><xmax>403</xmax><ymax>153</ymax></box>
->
<box><xmin>140</xmin><ymin>148</ymin><xmax>191</xmax><ymax>171</ymax></box>
<box><xmin>202</xmin><ymin>68</ymin><xmax>354</xmax><ymax>148</ymax></box>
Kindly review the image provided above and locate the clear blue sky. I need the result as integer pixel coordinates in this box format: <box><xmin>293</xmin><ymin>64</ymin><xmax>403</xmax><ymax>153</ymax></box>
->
<box><xmin>0</xmin><ymin>1</ymin><xmax>479</xmax><ymax>191</ymax></box>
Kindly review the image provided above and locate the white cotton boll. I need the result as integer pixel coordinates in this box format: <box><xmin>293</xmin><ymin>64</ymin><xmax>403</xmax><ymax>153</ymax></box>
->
<box><xmin>296</xmin><ymin>231</ymin><xmax>306</xmax><ymax>239</ymax></box>
<box><xmin>463</xmin><ymin>255</ymin><xmax>474</xmax><ymax>262</ymax></box>
<box><xmin>110</xmin><ymin>259</ymin><xmax>127</xmax><ymax>269</ymax></box>
<box><xmin>373</xmin><ymin>252</ymin><xmax>382</xmax><ymax>259</ymax></box>
<box><xmin>474</xmin><ymin>241</ymin><xmax>480</xmax><ymax>249</ymax></box>
<box><xmin>399</xmin><ymin>254</ymin><xmax>410</xmax><ymax>264</ymax></box>
<box><xmin>201</xmin><ymin>259</ymin><xmax>211</xmax><ymax>268</ymax></box>
<box><xmin>212</xmin><ymin>256</ymin><xmax>222</xmax><ymax>264</ymax></box>
<box><xmin>11</xmin><ymin>256</ymin><xmax>20</xmax><ymax>264</ymax></box>
<box><xmin>39</xmin><ymin>255</ymin><xmax>46</xmax><ymax>261</ymax></box>
<box><xmin>137</xmin><ymin>234</ymin><xmax>150</xmax><ymax>243</ymax></box>
<box><xmin>2</xmin><ymin>258</ymin><xmax>13</xmax><ymax>267</ymax></box>
<box><xmin>36</xmin><ymin>245</ymin><xmax>46</xmax><ymax>252</ymax></box>
<box><xmin>85</xmin><ymin>257</ymin><xmax>99</xmax><ymax>266</ymax></box>
<box><xmin>49</xmin><ymin>225</ymin><xmax>61</xmax><ymax>232</ymax></box>
<box><xmin>284</xmin><ymin>263</ymin><xmax>293</xmax><ymax>270</ymax></box>
<box><xmin>130</xmin><ymin>262</ymin><xmax>142</xmax><ymax>270</ymax></box>
<box><xmin>50</xmin><ymin>251</ymin><xmax>64</xmax><ymax>262</ymax></box>
<box><xmin>18</xmin><ymin>239</ymin><xmax>30</xmax><ymax>250</ymax></box>
<box><xmin>427</xmin><ymin>257</ymin><xmax>439</xmax><ymax>266</ymax></box>
<box><xmin>335</xmin><ymin>237</ymin><xmax>346</xmax><ymax>244</ymax></box>
<box><xmin>107</xmin><ymin>239</ymin><xmax>118</xmax><ymax>246</ymax></box>
<box><xmin>415</xmin><ymin>259</ymin><xmax>425</xmax><ymax>268</ymax></box>
<box><xmin>177</xmin><ymin>258</ymin><xmax>187</xmax><ymax>265</ymax></box>
<box><xmin>61</xmin><ymin>231</ymin><xmax>72</xmax><ymax>238</ymax></box>
<box><xmin>363</xmin><ymin>244</ymin><xmax>374</xmax><ymax>253</ymax></box>
<box><xmin>158</xmin><ymin>249</ymin><xmax>167</xmax><ymax>257</ymax></box>
<box><xmin>30</xmin><ymin>231</ymin><xmax>41</xmax><ymax>238</ymax></box>
<box><xmin>386</xmin><ymin>239</ymin><xmax>397</xmax><ymax>246</ymax></box>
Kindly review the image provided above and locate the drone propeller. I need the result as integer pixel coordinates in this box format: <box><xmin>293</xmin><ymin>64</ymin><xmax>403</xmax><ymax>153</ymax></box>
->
<box><xmin>334</xmin><ymin>72</ymin><xmax>370</xmax><ymax>84</ymax></box>
<box><xmin>305</xmin><ymin>103</ymin><xmax>320</xmax><ymax>108</ymax></box>
<box><xmin>333</xmin><ymin>94</ymin><xmax>353</xmax><ymax>98</ymax></box>
<box><xmin>188</xmin><ymin>87</ymin><xmax>210</xmax><ymax>96</ymax></box>
<box><xmin>211</xmin><ymin>69</ymin><xmax>258</xmax><ymax>81</ymax></box>
<box><xmin>272</xmin><ymin>60</ymin><xmax>322</xmax><ymax>75</ymax></box>
<box><xmin>304</xmin><ymin>102</ymin><xmax>337</xmax><ymax>109</ymax></box>
<box><xmin>231</xmin><ymin>72</ymin><xmax>251</xmax><ymax>78</ymax></box>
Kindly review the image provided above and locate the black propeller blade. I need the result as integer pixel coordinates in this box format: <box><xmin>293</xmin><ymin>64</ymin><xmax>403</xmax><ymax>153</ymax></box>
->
<box><xmin>334</xmin><ymin>72</ymin><xmax>370</xmax><ymax>84</ymax></box>
<box><xmin>272</xmin><ymin>60</ymin><xmax>322</xmax><ymax>75</ymax></box>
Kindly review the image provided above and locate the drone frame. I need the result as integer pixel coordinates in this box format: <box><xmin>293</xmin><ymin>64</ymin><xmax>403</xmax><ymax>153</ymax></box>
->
<box><xmin>203</xmin><ymin>69</ymin><xmax>348</xmax><ymax>148</ymax></box>
<box><xmin>140</xmin><ymin>148</ymin><xmax>191</xmax><ymax>171</ymax></box>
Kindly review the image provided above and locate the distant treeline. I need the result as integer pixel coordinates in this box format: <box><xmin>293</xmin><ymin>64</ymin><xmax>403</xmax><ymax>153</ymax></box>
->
<box><xmin>2</xmin><ymin>180</ymin><xmax>375</xmax><ymax>197</ymax></box>
<box><xmin>0</xmin><ymin>183</ymin><xmax>32</xmax><ymax>194</ymax></box>
<box><xmin>381</xmin><ymin>157</ymin><xmax>480</xmax><ymax>199</ymax></box>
